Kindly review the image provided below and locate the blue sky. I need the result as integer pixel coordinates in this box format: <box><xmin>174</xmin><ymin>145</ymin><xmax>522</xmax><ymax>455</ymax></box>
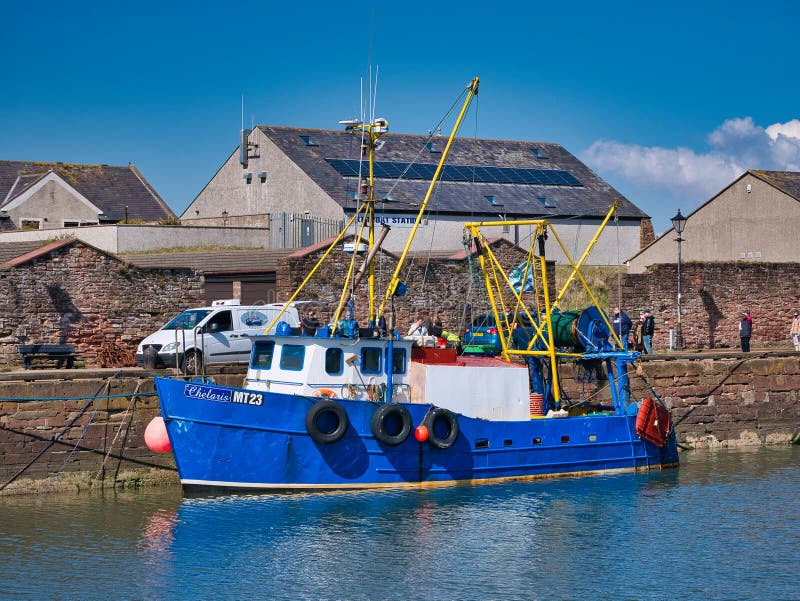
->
<box><xmin>3</xmin><ymin>0</ymin><xmax>799</xmax><ymax>234</ymax></box>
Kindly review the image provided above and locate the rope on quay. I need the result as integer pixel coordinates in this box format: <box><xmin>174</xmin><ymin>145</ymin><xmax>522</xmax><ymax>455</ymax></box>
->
<box><xmin>45</xmin><ymin>380</ymin><xmax>112</xmax><ymax>487</ymax></box>
<box><xmin>0</xmin><ymin>391</ymin><xmax>157</xmax><ymax>402</ymax></box>
<box><xmin>96</xmin><ymin>381</ymin><xmax>143</xmax><ymax>481</ymax></box>
<box><xmin>0</xmin><ymin>371</ymin><xmax>121</xmax><ymax>493</ymax></box>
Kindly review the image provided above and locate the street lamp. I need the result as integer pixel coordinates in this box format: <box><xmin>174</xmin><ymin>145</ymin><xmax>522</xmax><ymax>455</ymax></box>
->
<box><xmin>671</xmin><ymin>209</ymin><xmax>687</xmax><ymax>350</ymax></box>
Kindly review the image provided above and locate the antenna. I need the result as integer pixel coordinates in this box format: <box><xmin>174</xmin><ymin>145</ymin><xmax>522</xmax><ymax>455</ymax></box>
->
<box><xmin>372</xmin><ymin>65</ymin><xmax>379</xmax><ymax>126</ymax></box>
<box><xmin>240</xmin><ymin>96</ymin><xmax>250</xmax><ymax>168</ymax></box>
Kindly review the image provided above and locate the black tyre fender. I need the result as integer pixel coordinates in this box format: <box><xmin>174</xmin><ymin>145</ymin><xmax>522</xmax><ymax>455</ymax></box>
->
<box><xmin>370</xmin><ymin>403</ymin><xmax>412</xmax><ymax>446</ymax></box>
<box><xmin>305</xmin><ymin>399</ymin><xmax>349</xmax><ymax>444</ymax></box>
<box><xmin>424</xmin><ymin>407</ymin><xmax>460</xmax><ymax>449</ymax></box>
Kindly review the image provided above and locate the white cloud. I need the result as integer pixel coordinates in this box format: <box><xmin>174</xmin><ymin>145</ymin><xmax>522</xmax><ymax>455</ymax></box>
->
<box><xmin>581</xmin><ymin>117</ymin><xmax>800</xmax><ymax>204</ymax></box>
<box><xmin>765</xmin><ymin>119</ymin><xmax>800</xmax><ymax>141</ymax></box>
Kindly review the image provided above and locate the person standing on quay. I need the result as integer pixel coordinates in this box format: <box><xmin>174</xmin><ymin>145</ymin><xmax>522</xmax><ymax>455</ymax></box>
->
<box><xmin>642</xmin><ymin>310</ymin><xmax>655</xmax><ymax>354</ymax></box>
<box><xmin>611</xmin><ymin>306</ymin><xmax>632</xmax><ymax>350</ymax></box>
<box><xmin>790</xmin><ymin>310</ymin><xmax>800</xmax><ymax>351</ymax></box>
<box><xmin>739</xmin><ymin>310</ymin><xmax>753</xmax><ymax>352</ymax></box>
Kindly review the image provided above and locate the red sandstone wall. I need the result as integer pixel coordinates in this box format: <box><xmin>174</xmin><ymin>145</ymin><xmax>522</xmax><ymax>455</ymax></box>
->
<box><xmin>618</xmin><ymin>262</ymin><xmax>800</xmax><ymax>350</ymax></box>
<box><xmin>0</xmin><ymin>242</ymin><xmax>205</xmax><ymax>367</ymax></box>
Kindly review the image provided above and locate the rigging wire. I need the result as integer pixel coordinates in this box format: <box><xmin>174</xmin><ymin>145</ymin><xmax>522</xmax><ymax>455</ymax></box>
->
<box><xmin>615</xmin><ymin>207</ymin><xmax>621</xmax><ymax>310</ymax></box>
<box><xmin>383</xmin><ymin>85</ymin><xmax>470</xmax><ymax>200</ymax></box>
<box><xmin>96</xmin><ymin>381</ymin><xmax>142</xmax><ymax>479</ymax></box>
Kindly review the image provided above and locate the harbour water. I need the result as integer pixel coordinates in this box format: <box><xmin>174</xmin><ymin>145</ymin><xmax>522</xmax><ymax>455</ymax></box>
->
<box><xmin>1</xmin><ymin>447</ymin><xmax>797</xmax><ymax>601</ymax></box>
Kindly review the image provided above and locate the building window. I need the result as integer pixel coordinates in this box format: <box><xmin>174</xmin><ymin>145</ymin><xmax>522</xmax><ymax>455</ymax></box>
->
<box><xmin>20</xmin><ymin>219</ymin><xmax>42</xmax><ymax>230</ymax></box>
<box><xmin>63</xmin><ymin>221</ymin><xmax>80</xmax><ymax>228</ymax></box>
<box><xmin>299</xmin><ymin>135</ymin><xmax>318</xmax><ymax>146</ymax></box>
<box><xmin>538</xmin><ymin>196</ymin><xmax>555</xmax><ymax>208</ymax></box>
<box><xmin>484</xmin><ymin>195</ymin><xmax>503</xmax><ymax>207</ymax></box>
<box><xmin>531</xmin><ymin>148</ymin><xmax>548</xmax><ymax>159</ymax></box>
<box><xmin>425</xmin><ymin>142</ymin><xmax>441</xmax><ymax>153</ymax></box>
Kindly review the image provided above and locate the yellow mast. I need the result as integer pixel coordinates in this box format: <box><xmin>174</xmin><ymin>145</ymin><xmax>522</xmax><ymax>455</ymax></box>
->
<box><xmin>330</xmin><ymin>117</ymin><xmax>388</xmax><ymax>328</ymax></box>
<box><xmin>377</xmin><ymin>77</ymin><xmax>480</xmax><ymax>318</ymax></box>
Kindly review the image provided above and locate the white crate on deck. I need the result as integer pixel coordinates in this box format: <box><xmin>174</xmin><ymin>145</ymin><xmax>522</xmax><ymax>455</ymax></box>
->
<box><xmin>409</xmin><ymin>358</ymin><xmax>530</xmax><ymax>421</ymax></box>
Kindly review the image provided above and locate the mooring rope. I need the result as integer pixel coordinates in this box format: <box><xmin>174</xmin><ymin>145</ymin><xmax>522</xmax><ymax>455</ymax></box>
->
<box><xmin>0</xmin><ymin>371</ymin><xmax>121</xmax><ymax>493</ymax></box>
<box><xmin>46</xmin><ymin>380</ymin><xmax>113</xmax><ymax>487</ymax></box>
<box><xmin>96</xmin><ymin>381</ymin><xmax>143</xmax><ymax>478</ymax></box>
<box><xmin>0</xmin><ymin>391</ymin><xmax>156</xmax><ymax>402</ymax></box>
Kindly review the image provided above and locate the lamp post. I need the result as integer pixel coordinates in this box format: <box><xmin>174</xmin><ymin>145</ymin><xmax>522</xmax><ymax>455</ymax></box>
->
<box><xmin>671</xmin><ymin>209</ymin><xmax>687</xmax><ymax>350</ymax></box>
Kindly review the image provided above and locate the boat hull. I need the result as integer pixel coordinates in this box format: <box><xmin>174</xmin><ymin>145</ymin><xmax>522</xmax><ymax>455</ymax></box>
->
<box><xmin>154</xmin><ymin>377</ymin><xmax>678</xmax><ymax>491</ymax></box>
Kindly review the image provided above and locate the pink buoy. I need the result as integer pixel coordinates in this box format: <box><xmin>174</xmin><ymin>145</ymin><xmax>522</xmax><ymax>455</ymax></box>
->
<box><xmin>144</xmin><ymin>416</ymin><xmax>171</xmax><ymax>453</ymax></box>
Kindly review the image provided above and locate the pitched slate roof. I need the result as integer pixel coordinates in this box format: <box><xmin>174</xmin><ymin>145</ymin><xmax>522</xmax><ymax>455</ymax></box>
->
<box><xmin>0</xmin><ymin>240</ymin><xmax>51</xmax><ymax>265</ymax></box>
<box><xmin>0</xmin><ymin>161</ymin><xmax>174</xmax><ymax>222</ymax></box>
<box><xmin>257</xmin><ymin>126</ymin><xmax>647</xmax><ymax>220</ymax></box>
<box><xmin>119</xmin><ymin>249</ymin><xmax>296</xmax><ymax>273</ymax></box>
<box><xmin>750</xmin><ymin>170</ymin><xmax>800</xmax><ymax>201</ymax></box>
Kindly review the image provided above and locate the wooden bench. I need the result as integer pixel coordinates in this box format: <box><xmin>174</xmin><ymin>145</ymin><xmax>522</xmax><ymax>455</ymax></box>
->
<box><xmin>18</xmin><ymin>344</ymin><xmax>77</xmax><ymax>370</ymax></box>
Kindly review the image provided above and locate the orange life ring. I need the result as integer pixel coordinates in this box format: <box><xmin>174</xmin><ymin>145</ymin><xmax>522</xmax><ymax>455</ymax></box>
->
<box><xmin>313</xmin><ymin>388</ymin><xmax>338</xmax><ymax>398</ymax></box>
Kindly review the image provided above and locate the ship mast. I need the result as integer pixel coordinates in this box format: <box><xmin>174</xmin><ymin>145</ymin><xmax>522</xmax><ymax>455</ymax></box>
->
<box><xmin>376</xmin><ymin>76</ymin><xmax>480</xmax><ymax>318</ymax></box>
<box><xmin>340</xmin><ymin>117</ymin><xmax>388</xmax><ymax>326</ymax></box>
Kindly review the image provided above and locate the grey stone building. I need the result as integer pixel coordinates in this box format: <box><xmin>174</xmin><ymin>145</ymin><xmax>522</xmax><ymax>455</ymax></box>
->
<box><xmin>182</xmin><ymin>126</ymin><xmax>652</xmax><ymax>265</ymax></box>
<box><xmin>627</xmin><ymin>170</ymin><xmax>800</xmax><ymax>273</ymax></box>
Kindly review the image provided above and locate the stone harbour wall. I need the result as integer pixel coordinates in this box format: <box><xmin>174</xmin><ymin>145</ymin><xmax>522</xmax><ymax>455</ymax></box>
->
<box><xmin>0</xmin><ymin>370</ymin><xmax>246</xmax><ymax>494</ymax></box>
<box><xmin>618</xmin><ymin>262</ymin><xmax>800</xmax><ymax>351</ymax></box>
<box><xmin>0</xmin><ymin>242</ymin><xmax>205</xmax><ymax>368</ymax></box>
<box><xmin>557</xmin><ymin>352</ymin><xmax>800</xmax><ymax>447</ymax></box>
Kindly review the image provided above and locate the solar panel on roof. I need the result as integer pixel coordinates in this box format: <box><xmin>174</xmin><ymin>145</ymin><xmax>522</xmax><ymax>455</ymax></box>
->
<box><xmin>326</xmin><ymin>159</ymin><xmax>582</xmax><ymax>187</ymax></box>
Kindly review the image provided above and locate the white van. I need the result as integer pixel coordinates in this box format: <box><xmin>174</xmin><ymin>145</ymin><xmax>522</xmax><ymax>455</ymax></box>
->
<box><xmin>136</xmin><ymin>300</ymin><xmax>301</xmax><ymax>372</ymax></box>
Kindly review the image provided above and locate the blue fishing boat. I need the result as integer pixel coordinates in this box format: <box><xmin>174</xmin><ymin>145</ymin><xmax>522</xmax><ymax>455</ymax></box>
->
<box><xmin>152</xmin><ymin>77</ymin><xmax>678</xmax><ymax>491</ymax></box>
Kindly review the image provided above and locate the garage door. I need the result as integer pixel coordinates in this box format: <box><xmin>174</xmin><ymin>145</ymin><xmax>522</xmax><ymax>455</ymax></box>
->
<box><xmin>242</xmin><ymin>281</ymin><xmax>276</xmax><ymax>305</ymax></box>
<box><xmin>205</xmin><ymin>281</ymin><xmax>233</xmax><ymax>304</ymax></box>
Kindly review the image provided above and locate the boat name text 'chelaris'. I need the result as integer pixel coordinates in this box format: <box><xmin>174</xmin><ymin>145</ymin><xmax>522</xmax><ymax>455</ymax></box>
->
<box><xmin>183</xmin><ymin>384</ymin><xmax>264</xmax><ymax>406</ymax></box>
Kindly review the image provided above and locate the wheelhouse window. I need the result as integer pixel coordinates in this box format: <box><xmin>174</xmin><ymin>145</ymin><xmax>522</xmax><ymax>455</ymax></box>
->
<box><xmin>280</xmin><ymin>345</ymin><xmax>305</xmax><ymax>371</ymax></box>
<box><xmin>389</xmin><ymin>348</ymin><xmax>406</xmax><ymax>374</ymax></box>
<box><xmin>325</xmin><ymin>347</ymin><xmax>343</xmax><ymax>375</ymax></box>
<box><xmin>252</xmin><ymin>341</ymin><xmax>275</xmax><ymax>369</ymax></box>
<box><xmin>361</xmin><ymin>347</ymin><xmax>382</xmax><ymax>374</ymax></box>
